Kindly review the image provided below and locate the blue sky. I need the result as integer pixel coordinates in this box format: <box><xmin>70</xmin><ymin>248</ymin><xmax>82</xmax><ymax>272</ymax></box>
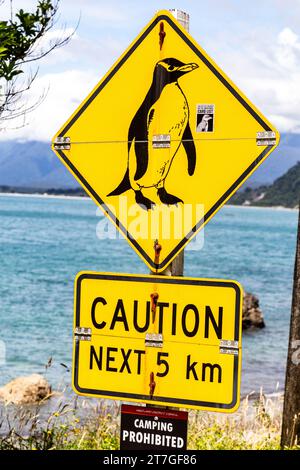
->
<box><xmin>1</xmin><ymin>0</ymin><xmax>300</xmax><ymax>140</ymax></box>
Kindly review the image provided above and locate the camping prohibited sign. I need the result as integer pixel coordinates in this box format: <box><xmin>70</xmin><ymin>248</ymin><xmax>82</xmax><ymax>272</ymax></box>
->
<box><xmin>72</xmin><ymin>273</ymin><xmax>243</xmax><ymax>412</ymax></box>
<box><xmin>120</xmin><ymin>405</ymin><xmax>188</xmax><ymax>450</ymax></box>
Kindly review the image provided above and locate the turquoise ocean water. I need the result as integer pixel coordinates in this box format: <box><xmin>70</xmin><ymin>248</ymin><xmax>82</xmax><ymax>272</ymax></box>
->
<box><xmin>0</xmin><ymin>194</ymin><xmax>298</xmax><ymax>396</ymax></box>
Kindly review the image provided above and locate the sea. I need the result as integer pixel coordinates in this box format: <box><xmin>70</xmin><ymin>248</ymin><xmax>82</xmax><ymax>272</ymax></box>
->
<box><xmin>0</xmin><ymin>194</ymin><xmax>298</xmax><ymax>397</ymax></box>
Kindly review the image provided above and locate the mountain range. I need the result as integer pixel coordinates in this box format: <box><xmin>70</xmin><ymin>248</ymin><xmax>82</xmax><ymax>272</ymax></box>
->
<box><xmin>0</xmin><ymin>133</ymin><xmax>299</xmax><ymax>189</ymax></box>
<box><xmin>0</xmin><ymin>140</ymin><xmax>77</xmax><ymax>189</ymax></box>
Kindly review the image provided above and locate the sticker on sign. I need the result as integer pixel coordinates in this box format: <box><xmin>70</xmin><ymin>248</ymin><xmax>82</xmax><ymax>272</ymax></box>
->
<box><xmin>72</xmin><ymin>272</ymin><xmax>242</xmax><ymax>412</ymax></box>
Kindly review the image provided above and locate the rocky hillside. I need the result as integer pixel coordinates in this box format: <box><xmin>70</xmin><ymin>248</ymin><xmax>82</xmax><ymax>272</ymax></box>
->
<box><xmin>230</xmin><ymin>162</ymin><xmax>300</xmax><ymax>208</ymax></box>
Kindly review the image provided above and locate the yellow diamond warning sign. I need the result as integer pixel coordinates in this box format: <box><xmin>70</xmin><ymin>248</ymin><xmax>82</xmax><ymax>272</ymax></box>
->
<box><xmin>52</xmin><ymin>10</ymin><xmax>279</xmax><ymax>272</ymax></box>
<box><xmin>73</xmin><ymin>273</ymin><xmax>242</xmax><ymax>412</ymax></box>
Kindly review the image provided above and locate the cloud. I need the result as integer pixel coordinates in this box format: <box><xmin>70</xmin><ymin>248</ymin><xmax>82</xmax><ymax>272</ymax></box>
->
<box><xmin>268</xmin><ymin>114</ymin><xmax>300</xmax><ymax>133</ymax></box>
<box><xmin>1</xmin><ymin>0</ymin><xmax>132</xmax><ymax>28</ymax></box>
<box><xmin>247</xmin><ymin>27</ymin><xmax>300</xmax><ymax>131</ymax></box>
<box><xmin>1</xmin><ymin>1</ymin><xmax>300</xmax><ymax>139</ymax></box>
<box><xmin>38</xmin><ymin>30</ymin><xmax>124</xmax><ymax>70</ymax></box>
<box><xmin>278</xmin><ymin>27</ymin><xmax>299</xmax><ymax>46</ymax></box>
<box><xmin>3</xmin><ymin>24</ymin><xmax>300</xmax><ymax>142</ymax></box>
<box><xmin>67</xmin><ymin>2</ymin><xmax>130</xmax><ymax>24</ymax></box>
<box><xmin>0</xmin><ymin>69</ymin><xmax>99</xmax><ymax>141</ymax></box>
<box><xmin>201</xmin><ymin>25</ymin><xmax>300</xmax><ymax>134</ymax></box>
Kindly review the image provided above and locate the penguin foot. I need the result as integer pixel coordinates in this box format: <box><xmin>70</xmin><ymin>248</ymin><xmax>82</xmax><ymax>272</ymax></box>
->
<box><xmin>157</xmin><ymin>188</ymin><xmax>183</xmax><ymax>205</ymax></box>
<box><xmin>135</xmin><ymin>190</ymin><xmax>155</xmax><ymax>211</ymax></box>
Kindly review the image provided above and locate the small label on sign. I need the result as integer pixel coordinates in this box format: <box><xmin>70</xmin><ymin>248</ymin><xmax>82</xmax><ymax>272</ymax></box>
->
<box><xmin>196</xmin><ymin>104</ymin><xmax>215</xmax><ymax>132</ymax></box>
<box><xmin>120</xmin><ymin>404</ymin><xmax>188</xmax><ymax>450</ymax></box>
<box><xmin>152</xmin><ymin>134</ymin><xmax>171</xmax><ymax>148</ymax></box>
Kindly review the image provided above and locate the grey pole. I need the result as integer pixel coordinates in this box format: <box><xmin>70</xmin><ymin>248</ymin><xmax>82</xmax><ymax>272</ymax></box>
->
<box><xmin>147</xmin><ymin>8</ymin><xmax>188</xmax><ymax>406</ymax></box>
<box><xmin>281</xmin><ymin>204</ymin><xmax>300</xmax><ymax>448</ymax></box>
<box><xmin>152</xmin><ymin>9</ymin><xmax>189</xmax><ymax>278</ymax></box>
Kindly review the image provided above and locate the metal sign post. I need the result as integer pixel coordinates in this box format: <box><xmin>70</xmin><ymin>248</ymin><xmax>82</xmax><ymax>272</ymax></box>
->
<box><xmin>160</xmin><ymin>9</ymin><xmax>187</xmax><ymax>278</ymax></box>
<box><xmin>152</xmin><ymin>8</ymin><xmax>189</xmax><ymax>278</ymax></box>
<box><xmin>281</xmin><ymin>206</ymin><xmax>300</xmax><ymax>448</ymax></box>
<box><xmin>146</xmin><ymin>11</ymin><xmax>187</xmax><ymax>451</ymax></box>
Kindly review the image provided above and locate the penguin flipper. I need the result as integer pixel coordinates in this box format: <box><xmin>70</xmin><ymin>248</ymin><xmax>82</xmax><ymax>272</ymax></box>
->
<box><xmin>134</xmin><ymin>136</ymin><xmax>148</xmax><ymax>181</ymax></box>
<box><xmin>133</xmin><ymin>106</ymin><xmax>156</xmax><ymax>181</ymax></box>
<box><xmin>107</xmin><ymin>169</ymin><xmax>131</xmax><ymax>196</ymax></box>
<box><xmin>128</xmin><ymin>113</ymin><xmax>149</xmax><ymax>182</ymax></box>
<box><xmin>182</xmin><ymin>122</ymin><xmax>196</xmax><ymax>176</ymax></box>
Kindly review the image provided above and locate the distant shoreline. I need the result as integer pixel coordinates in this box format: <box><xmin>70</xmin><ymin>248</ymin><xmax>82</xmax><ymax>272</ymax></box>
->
<box><xmin>0</xmin><ymin>191</ymin><xmax>90</xmax><ymax>201</ymax></box>
<box><xmin>0</xmin><ymin>191</ymin><xmax>298</xmax><ymax>211</ymax></box>
<box><xmin>227</xmin><ymin>203</ymin><xmax>298</xmax><ymax>212</ymax></box>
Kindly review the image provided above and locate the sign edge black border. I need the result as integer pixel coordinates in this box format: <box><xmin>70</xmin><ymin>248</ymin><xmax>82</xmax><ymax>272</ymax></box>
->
<box><xmin>73</xmin><ymin>273</ymin><xmax>241</xmax><ymax>410</ymax></box>
<box><xmin>55</xmin><ymin>14</ymin><xmax>273</xmax><ymax>272</ymax></box>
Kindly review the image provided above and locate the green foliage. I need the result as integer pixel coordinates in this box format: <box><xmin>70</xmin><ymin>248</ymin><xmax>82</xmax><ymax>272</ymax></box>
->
<box><xmin>229</xmin><ymin>162</ymin><xmax>300</xmax><ymax>208</ymax></box>
<box><xmin>256</xmin><ymin>162</ymin><xmax>300</xmax><ymax>208</ymax></box>
<box><xmin>229</xmin><ymin>185</ymin><xmax>268</xmax><ymax>206</ymax></box>
<box><xmin>0</xmin><ymin>1</ymin><xmax>55</xmax><ymax>81</ymax></box>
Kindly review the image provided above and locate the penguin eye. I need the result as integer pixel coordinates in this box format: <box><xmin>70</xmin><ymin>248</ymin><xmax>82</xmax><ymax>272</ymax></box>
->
<box><xmin>168</xmin><ymin>65</ymin><xmax>175</xmax><ymax>71</ymax></box>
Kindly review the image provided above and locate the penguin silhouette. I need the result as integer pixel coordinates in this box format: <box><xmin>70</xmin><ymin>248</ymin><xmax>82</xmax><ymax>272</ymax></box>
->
<box><xmin>107</xmin><ymin>58</ymin><xmax>199</xmax><ymax>210</ymax></box>
<box><xmin>197</xmin><ymin>114</ymin><xmax>213</xmax><ymax>132</ymax></box>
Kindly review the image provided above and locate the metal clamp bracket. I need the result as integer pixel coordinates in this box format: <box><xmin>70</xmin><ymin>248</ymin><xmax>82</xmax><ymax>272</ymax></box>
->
<box><xmin>152</xmin><ymin>134</ymin><xmax>171</xmax><ymax>148</ymax></box>
<box><xmin>53</xmin><ymin>136</ymin><xmax>71</xmax><ymax>150</ymax></box>
<box><xmin>145</xmin><ymin>333</ymin><xmax>163</xmax><ymax>348</ymax></box>
<box><xmin>256</xmin><ymin>131</ymin><xmax>276</xmax><ymax>146</ymax></box>
<box><xmin>74</xmin><ymin>327</ymin><xmax>91</xmax><ymax>341</ymax></box>
<box><xmin>219</xmin><ymin>339</ymin><xmax>239</xmax><ymax>355</ymax></box>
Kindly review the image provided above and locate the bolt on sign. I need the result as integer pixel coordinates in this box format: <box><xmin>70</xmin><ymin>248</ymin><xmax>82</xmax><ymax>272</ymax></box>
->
<box><xmin>52</xmin><ymin>10</ymin><xmax>279</xmax><ymax>272</ymax></box>
<box><xmin>73</xmin><ymin>273</ymin><xmax>242</xmax><ymax>412</ymax></box>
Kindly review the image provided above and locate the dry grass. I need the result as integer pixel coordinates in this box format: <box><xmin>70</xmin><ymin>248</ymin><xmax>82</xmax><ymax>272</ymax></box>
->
<box><xmin>189</xmin><ymin>391</ymin><xmax>284</xmax><ymax>450</ymax></box>
<box><xmin>0</xmin><ymin>390</ymin><xmax>298</xmax><ymax>450</ymax></box>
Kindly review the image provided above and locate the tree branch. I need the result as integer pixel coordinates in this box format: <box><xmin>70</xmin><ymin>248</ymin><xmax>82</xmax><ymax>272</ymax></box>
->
<box><xmin>0</xmin><ymin>0</ymin><xmax>77</xmax><ymax>128</ymax></box>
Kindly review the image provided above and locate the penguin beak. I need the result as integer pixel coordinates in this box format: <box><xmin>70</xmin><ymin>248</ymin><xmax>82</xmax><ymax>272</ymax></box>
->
<box><xmin>177</xmin><ymin>62</ymin><xmax>199</xmax><ymax>73</ymax></box>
